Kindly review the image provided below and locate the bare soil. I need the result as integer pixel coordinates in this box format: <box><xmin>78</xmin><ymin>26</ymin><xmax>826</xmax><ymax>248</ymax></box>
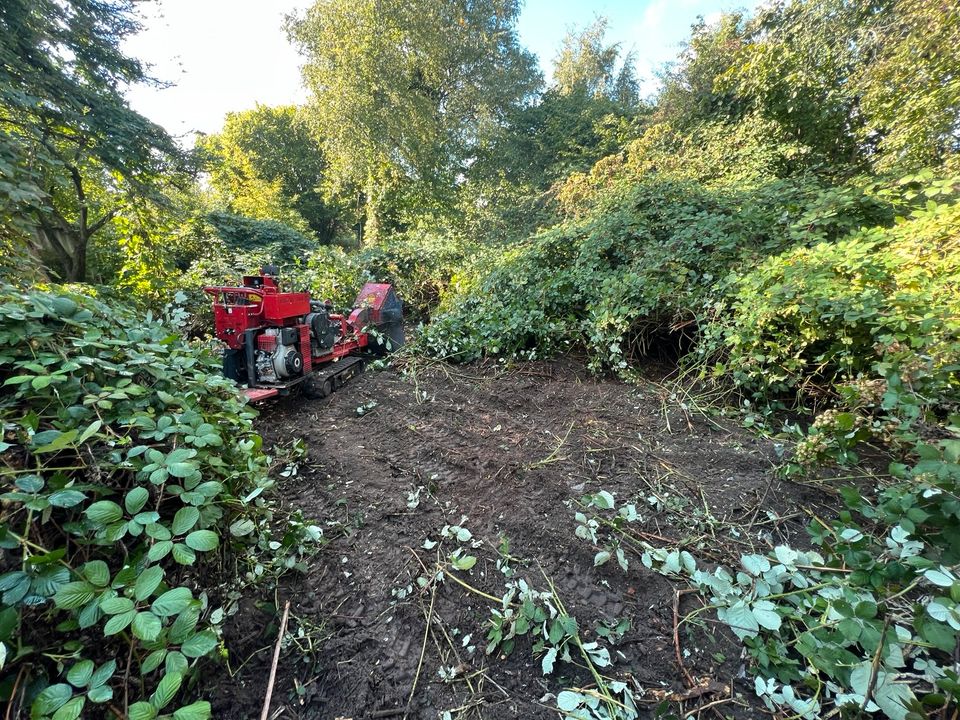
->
<box><xmin>208</xmin><ymin>359</ymin><xmax>832</xmax><ymax>719</ymax></box>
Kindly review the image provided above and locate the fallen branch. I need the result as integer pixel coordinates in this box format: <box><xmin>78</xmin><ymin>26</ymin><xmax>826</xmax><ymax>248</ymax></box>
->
<box><xmin>403</xmin><ymin>584</ymin><xmax>435</xmax><ymax>720</ymax></box>
<box><xmin>260</xmin><ymin>600</ymin><xmax>291</xmax><ymax>720</ymax></box>
<box><xmin>673</xmin><ymin>588</ymin><xmax>695</xmax><ymax>688</ymax></box>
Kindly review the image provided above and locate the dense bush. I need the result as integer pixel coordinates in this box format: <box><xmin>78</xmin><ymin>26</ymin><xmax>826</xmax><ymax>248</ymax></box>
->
<box><xmin>0</xmin><ymin>285</ymin><xmax>298</xmax><ymax>718</ymax></box>
<box><xmin>205</xmin><ymin>211</ymin><xmax>319</xmax><ymax>264</ymax></box>
<box><xmin>707</xmin><ymin>181</ymin><xmax>960</xmax><ymax>403</ymax></box>
<box><xmin>421</xmin><ymin>174</ymin><xmax>895</xmax><ymax>369</ymax></box>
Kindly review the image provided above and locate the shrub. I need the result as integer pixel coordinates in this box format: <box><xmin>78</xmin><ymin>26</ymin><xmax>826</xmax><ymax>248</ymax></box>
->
<box><xmin>707</xmin><ymin>185</ymin><xmax>960</xmax><ymax>406</ymax></box>
<box><xmin>421</xmin><ymin>175</ymin><xmax>880</xmax><ymax>368</ymax></box>
<box><xmin>0</xmin><ymin>284</ymin><xmax>281</xmax><ymax>718</ymax></box>
<box><xmin>206</xmin><ymin>211</ymin><xmax>319</xmax><ymax>264</ymax></box>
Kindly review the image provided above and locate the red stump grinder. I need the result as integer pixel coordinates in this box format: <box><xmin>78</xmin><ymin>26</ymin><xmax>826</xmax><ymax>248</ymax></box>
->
<box><xmin>204</xmin><ymin>267</ymin><xmax>403</xmax><ymax>401</ymax></box>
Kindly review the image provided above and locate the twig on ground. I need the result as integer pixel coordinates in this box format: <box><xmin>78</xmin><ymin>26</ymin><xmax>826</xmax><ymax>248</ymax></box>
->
<box><xmin>861</xmin><ymin>617</ymin><xmax>891</xmax><ymax>713</ymax></box>
<box><xmin>260</xmin><ymin>600</ymin><xmax>291</xmax><ymax>720</ymax></box>
<box><xmin>528</xmin><ymin>420</ymin><xmax>575</xmax><ymax>468</ymax></box>
<box><xmin>404</xmin><ymin>584</ymin><xmax>436</xmax><ymax>720</ymax></box>
<box><xmin>673</xmin><ymin>588</ymin><xmax>696</xmax><ymax>688</ymax></box>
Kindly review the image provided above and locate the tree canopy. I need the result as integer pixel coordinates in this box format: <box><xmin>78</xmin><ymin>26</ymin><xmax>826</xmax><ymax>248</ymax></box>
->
<box><xmin>197</xmin><ymin>105</ymin><xmax>341</xmax><ymax>243</ymax></box>
<box><xmin>287</xmin><ymin>0</ymin><xmax>541</xmax><ymax>239</ymax></box>
<box><xmin>0</xmin><ymin>0</ymin><xmax>185</xmax><ymax>281</ymax></box>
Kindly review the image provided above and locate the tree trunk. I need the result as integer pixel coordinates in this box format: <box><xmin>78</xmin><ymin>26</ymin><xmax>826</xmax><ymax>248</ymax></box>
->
<box><xmin>29</xmin><ymin>165</ymin><xmax>117</xmax><ymax>282</ymax></box>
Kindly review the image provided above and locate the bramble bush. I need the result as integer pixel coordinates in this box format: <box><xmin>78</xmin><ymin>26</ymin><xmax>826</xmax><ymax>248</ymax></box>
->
<box><xmin>420</xmin><ymin>174</ymin><xmax>893</xmax><ymax>369</ymax></box>
<box><xmin>0</xmin><ymin>284</ymin><xmax>312</xmax><ymax>718</ymax></box>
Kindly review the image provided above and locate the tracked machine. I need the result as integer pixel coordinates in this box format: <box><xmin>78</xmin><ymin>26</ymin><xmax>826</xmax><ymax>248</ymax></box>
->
<box><xmin>204</xmin><ymin>267</ymin><xmax>403</xmax><ymax>401</ymax></box>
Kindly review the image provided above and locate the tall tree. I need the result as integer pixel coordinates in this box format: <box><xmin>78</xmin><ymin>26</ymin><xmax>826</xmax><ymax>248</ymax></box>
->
<box><xmin>287</xmin><ymin>0</ymin><xmax>541</xmax><ymax>241</ymax></box>
<box><xmin>198</xmin><ymin>105</ymin><xmax>342</xmax><ymax>243</ymax></box>
<box><xmin>553</xmin><ymin>18</ymin><xmax>639</xmax><ymax>107</ymax></box>
<box><xmin>0</xmin><ymin>0</ymin><xmax>184</xmax><ymax>281</ymax></box>
<box><xmin>660</xmin><ymin>0</ymin><xmax>960</xmax><ymax>174</ymax></box>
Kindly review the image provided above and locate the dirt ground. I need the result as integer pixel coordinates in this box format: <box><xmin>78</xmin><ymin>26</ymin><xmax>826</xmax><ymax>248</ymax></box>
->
<box><xmin>209</xmin><ymin>358</ymin><xmax>832</xmax><ymax>719</ymax></box>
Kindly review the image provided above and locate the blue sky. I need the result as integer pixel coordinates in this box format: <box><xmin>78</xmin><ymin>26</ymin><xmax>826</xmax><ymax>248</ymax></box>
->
<box><xmin>126</xmin><ymin>0</ymin><xmax>756</xmax><ymax>139</ymax></box>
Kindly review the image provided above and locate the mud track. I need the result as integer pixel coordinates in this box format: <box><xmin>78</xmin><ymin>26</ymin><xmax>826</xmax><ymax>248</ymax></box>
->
<box><xmin>210</xmin><ymin>359</ymin><xmax>830</xmax><ymax>719</ymax></box>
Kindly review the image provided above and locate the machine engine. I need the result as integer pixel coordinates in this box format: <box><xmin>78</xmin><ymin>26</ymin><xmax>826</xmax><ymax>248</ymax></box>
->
<box><xmin>255</xmin><ymin>328</ymin><xmax>304</xmax><ymax>383</ymax></box>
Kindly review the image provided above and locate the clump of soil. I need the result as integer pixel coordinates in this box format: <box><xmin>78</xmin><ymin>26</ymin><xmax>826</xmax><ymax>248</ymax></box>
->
<box><xmin>209</xmin><ymin>359</ymin><xmax>831</xmax><ymax>719</ymax></box>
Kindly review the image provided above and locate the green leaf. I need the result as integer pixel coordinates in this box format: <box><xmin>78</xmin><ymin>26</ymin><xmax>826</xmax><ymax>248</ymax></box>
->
<box><xmin>101</xmin><ymin>596</ymin><xmax>135</xmax><ymax>615</ymax></box>
<box><xmin>541</xmin><ymin>646</ymin><xmax>557</xmax><ymax>674</ymax></box>
<box><xmin>180</xmin><ymin>630</ymin><xmax>218</xmax><ymax>658</ymax></box>
<box><xmin>229</xmin><ymin>518</ymin><xmax>256</xmax><ymax>537</ymax></box>
<box><xmin>594</xmin><ymin>550</ymin><xmax>611</xmax><ymax>567</ymax></box>
<box><xmin>135</xmin><ymin>565</ymin><xmax>164</xmax><ymax>601</ymax></box>
<box><xmin>89</xmin><ymin>660</ymin><xmax>116</xmax><ymax>689</ymax></box>
<box><xmin>87</xmin><ymin>685</ymin><xmax>114</xmax><ymax>703</ymax></box>
<box><xmin>77</xmin><ymin>419</ymin><xmax>103</xmax><ymax>444</ymax></box>
<box><xmin>82</xmin><ymin>560</ymin><xmax>110</xmax><ymax>587</ymax></box>
<box><xmin>719</xmin><ymin>600</ymin><xmax>760</xmax><ymax>640</ymax></box>
<box><xmin>51</xmin><ymin>696</ymin><xmax>85</xmax><ymax>720</ymax></box>
<box><xmin>751</xmin><ymin>600</ymin><xmax>782</xmax><ymax>631</ymax></box>
<box><xmin>54</xmin><ymin>581</ymin><xmax>95</xmax><ymax>610</ymax></box>
<box><xmin>165</xmin><ymin>448</ymin><xmax>197</xmax><ymax>464</ymax></box>
<box><xmin>67</xmin><ymin>659</ymin><xmax>95</xmax><ymax>688</ymax></box>
<box><xmin>104</xmin><ymin>609</ymin><xmax>136</xmax><ymax>635</ymax></box>
<box><xmin>32</xmin><ymin>683</ymin><xmax>73</xmax><ymax>714</ymax></box>
<box><xmin>171</xmin><ymin>507</ymin><xmax>200</xmax><ymax>536</ymax></box>
<box><xmin>925</xmin><ymin>569</ymin><xmax>956</xmax><ymax>587</ymax></box>
<box><xmin>128</xmin><ymin>701</ymin><xmax>158</xmax><ymax>720</ymax></box>
<box><xmin>85</xmin><ymin>500</ymin><xmax>123</xmax><ymax>526</ymax></box>
<box><xmin>147</xmin><ymin>540</ymin><xmax>174</xmax><ymax>562</ymax></box>
<box><xmin>48</xmin><ymin>490</ymin><xmax>87</xmax><ymax>508</ymax></box>
<box><xmin>592</xmin><ymin>490</ymin><xmax>615</xmax><ymax>509</ymax></box>
<box><xmin>132</xmin><ymin>611</ymin><xmax>162</xmax><ymax>642</ymax></box>
<box><xmin>35</xmin><ymin>428</ymin><xmax>78</xmax><ymax>452</ymax></box>
<box><xmin>557</xmin><ymin>691</ymin><xmax>582</xmax><ymax>712</ymax></box>
<box><xmin>184</xmin><ymin>530</ymin><xmax>218</xmax><ymax>552</ymax></box>
<box><xmin>15</xmin><ymin>475</ymin><xmax>44</xmax><ymax>493</ymax></box>
<box><xmin>125</xmin><ymin>487</ymin><xmax>150</xmax><ymax>514</ymax></box>
<box><xmin>151</xmin><ymin>587</ymin><xmax>193</xmax><ymax>618</ymax></box>
<box><xmin>141</xmin><ymin>649</ymin><xmax>167</xmax><ymax>674</ymax></box>
<box><xmin>169</xmin><ymin>607</ymin><xmax>199</xmax><ymax>644</ymax></box>
<box><xmin>173</xmin><ymin>701</ymin><xmax>211</xmax><ymax>720</ymax></box>
<box><xmin>150</xmin><ymin>671</ymin><xmax>182</xmax><ymax>710</ymax></box>
<box><xmin>167</xmin><ymin>462</ymin><xmax>198</xmax><ymax>479</ymax></box>
<box><xmin>165</xmin><ymin>651</ymin><xmax>188</xmax><ymax>675</ymax></box>
<box><xmin>171</xmin><ymin>543</ymin><xmax>196</xmax><ymax>565</ymax></box>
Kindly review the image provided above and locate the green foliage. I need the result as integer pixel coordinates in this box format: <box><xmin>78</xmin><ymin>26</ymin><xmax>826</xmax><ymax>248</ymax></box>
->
<box><xmin>287</xmin><ymin>0</ymin><xmax>541</xmax><ymax>238</ymax></box>
<box><xmin>707</xmin><ymin>179</ymin><xmax>960</xmax><ymax>405</ymax></box>
<box><xmin>198</xmin><ymin>105</ymin><xmax>342</xmax><ymax>242</ymax></box>
<box><xmin>296</xmin><ymin>231</ymin><xmax>478</xmax><ymax>317</ymax></box>
<box><xmin>553</xmin><ymin>18</ymin><xmax>639</xmax><ymax>107</ymax></box>
<box><xmin>0</xmin><ymin>285</ymin><xmax>283</xmax><ymax>715</ymax></box>
<box><xmin>574</xmin><ymin>483</ymin><xmax>960</xmax><ymax>719</ymax></box>
<box><xmin>659</xmin><ymin>0</ymin><xmax>960</xmax><ymax>175</ymax></box>
<box><xmin>206</xmin><ymin>211</ymin><xmax>318</xmax><ymax>264</ymax></box>
<box><xmin>0</xmin><ymin>0</ymin><xmax>185</xmax><ymax>281</ymax></box>
<box><xmin>422</xmin><ymin>174</ymin><xmax>891</xmax><ymax>367</ymax></box>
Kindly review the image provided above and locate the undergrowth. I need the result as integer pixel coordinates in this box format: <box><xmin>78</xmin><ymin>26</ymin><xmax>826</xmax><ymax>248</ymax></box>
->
<box><xmin>0</xmin><ymin>285</ymin><xmax>320</xmax><ymax>718</ymax></box>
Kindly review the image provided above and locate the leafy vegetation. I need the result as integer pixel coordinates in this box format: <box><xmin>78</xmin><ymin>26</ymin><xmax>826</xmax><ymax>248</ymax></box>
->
<box><xmin>0</xmin><ymin>286</ymin><xmax>318</xmax><ymax>716</ymax></box>
<box><xmin>3</xmin><ymin>0</ymin><xmax>960</xmax><ymax>715</ymax></box>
